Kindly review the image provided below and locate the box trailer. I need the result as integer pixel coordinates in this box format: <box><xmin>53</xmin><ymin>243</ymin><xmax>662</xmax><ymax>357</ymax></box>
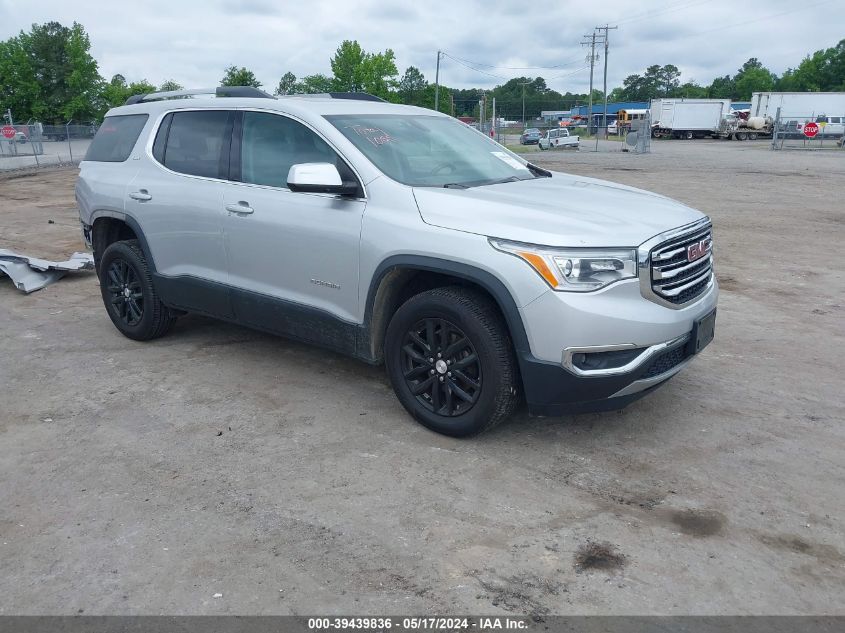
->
<box><xmin>751</xmin><ymin>92</ymin><xmax>845</xmax><ymax>139</ymax></box>
<box><xmin>751</xmin><ymin>92</ymin><xmax>845</xmax><ymax>118</ymax></box>
<box><xmin>650</xmin><ymin>99</ymin><xmax>732</xmax><ymax>139</ymax></box>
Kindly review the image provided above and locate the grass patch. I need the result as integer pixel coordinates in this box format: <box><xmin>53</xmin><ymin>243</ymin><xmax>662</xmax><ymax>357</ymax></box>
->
<box><xmin>504</xmin><ymin>144</ymin><xmax>539</xmax><ymax>154</ymax></box>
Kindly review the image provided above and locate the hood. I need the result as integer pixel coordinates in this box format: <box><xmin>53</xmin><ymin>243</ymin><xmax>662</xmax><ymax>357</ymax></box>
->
<box><xmin>412</xmin><ymin>172</ymin><xmax>705</xmax><ymax>247</ymax></box>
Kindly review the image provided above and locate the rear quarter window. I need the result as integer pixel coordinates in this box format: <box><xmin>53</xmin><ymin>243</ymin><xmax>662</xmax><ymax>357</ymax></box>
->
<box><xmin>84</xmin><ymin>114</ymin><xmax>149</xmax><ymax>162</ymax></box>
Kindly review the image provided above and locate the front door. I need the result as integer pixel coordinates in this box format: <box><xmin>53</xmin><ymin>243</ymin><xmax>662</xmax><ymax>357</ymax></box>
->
<box><xmin>222</xmin><ymin>110</ymin><xmax>366</xmax><ymax>346</ymax></box>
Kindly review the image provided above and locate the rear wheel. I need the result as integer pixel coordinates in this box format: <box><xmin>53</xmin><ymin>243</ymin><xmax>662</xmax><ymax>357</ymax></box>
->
<box><xmin>99</xmin><ymin>240</ymin><xmax>176</xmax><ymax>341</ymax></box>
<box><xmin>385</xmin><ymin>287</ymin><xmax>519</xmax><ymax>437</ymax></box>
<box><xmin>736</xmin><ymin>131</ymin><xmax>748</xmax><ymax>141</ymax></box>
<box><xmin>748</xmin><ymin>132</ymin><xmax>758</xmax><ymax>140</ymax></box>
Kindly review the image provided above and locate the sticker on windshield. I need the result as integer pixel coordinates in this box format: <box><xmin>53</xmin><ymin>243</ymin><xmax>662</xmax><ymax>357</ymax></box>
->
<box><xmin>491</xmin><ymin>151</ymin><xmax>529</xmax><ymax>170</ymax></box>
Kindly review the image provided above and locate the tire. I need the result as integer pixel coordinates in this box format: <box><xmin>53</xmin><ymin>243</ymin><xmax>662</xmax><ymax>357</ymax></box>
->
<box><xmin>748</xmin><ymin>132</ymin><xmax>758</xmax><ymax>140</ymax></box>
<box><xmin>684</xmin><ymin>131</ymin><xmax>694</xmax><ymax>140</ymax></box>
<box><xmin>736</xmin><ymin>131</ymin><xmax>748</xmax><ymax>141</ymax></box>
<box><xmin>384</xmin><ymin>286</ymin><xmax>519</xmax><ymax>437</ymax></box>
<box><xmin>99</xmin><ymin>239</ymin><xmax>176</xmax><ymax>341</ymax></box>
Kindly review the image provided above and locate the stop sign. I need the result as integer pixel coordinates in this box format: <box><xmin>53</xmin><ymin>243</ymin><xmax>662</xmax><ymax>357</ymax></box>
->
<box><xmin>1</xmin><ymin>125</ymin><xmax>16</xmax><ymax>139</ymax></box>
<box><xmin>803</xmin><ymin>121</ymin><xmax>819</xmax><ymax>138</ymax></box>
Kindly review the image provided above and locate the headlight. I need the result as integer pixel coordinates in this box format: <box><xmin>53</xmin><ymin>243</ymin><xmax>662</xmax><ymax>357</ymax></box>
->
<box><xmin>490</xmin><ymin>239</ymin><xmax>637</xmax><ymax>292</ymax></box>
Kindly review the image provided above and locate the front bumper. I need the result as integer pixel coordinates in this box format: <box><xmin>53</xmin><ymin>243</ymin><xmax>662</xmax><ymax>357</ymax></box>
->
<box><xmin>517</xmin><ymin>277</ymin><xmax>717</xmax><ymax>416</ymax></box>
<box><xmin>520</xmin><ymin>331</ymin><xmax>697</xmax><ymax>415</ymax></box>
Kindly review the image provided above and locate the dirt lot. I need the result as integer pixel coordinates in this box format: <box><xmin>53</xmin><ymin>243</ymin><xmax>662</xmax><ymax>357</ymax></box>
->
<box><xmin>1</xmin><ymin>140</ymin><xmax>843</xmax><ymax>615</ymax></box>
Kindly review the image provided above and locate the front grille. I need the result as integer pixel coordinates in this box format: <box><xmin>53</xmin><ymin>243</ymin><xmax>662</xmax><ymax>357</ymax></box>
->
<box><xmin>641</xmin><ymin>345</ymin><xmax>688</xmax><ymax>378</ymax></box>
<box><xmin>648</xmin><ymin>225</ymin><xmax>713</xmax><ymax>306</ymax></box>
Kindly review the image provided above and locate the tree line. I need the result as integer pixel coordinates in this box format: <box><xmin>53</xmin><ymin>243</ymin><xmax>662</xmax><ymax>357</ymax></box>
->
<box><xmin>1</xmin><ymin>21</ymin><xmax>843</xmax><ymax>124</ymax></box>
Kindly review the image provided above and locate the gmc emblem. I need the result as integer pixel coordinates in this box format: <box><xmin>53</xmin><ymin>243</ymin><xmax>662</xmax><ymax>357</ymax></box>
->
<box><xmin>687</xmin><ymin>239</ymin><xmax>711</xmax><ymax>263</ymax></box>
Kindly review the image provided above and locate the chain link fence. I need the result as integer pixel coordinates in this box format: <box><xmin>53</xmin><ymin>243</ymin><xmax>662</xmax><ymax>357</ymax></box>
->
<box><xmin>1</xmin><ymin>121</ymin><xmax>97</xmax><ymax>172</ymax></box>
<box><xmin>771</xmin><ymin>108</ymin><xmax>845</xmax><ymax>150</ymax></box>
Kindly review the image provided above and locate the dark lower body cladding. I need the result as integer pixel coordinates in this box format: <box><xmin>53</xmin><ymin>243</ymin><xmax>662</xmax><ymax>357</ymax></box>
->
<box><xmin>519</xmin><ymin>339</ymin><xmax>694</xmax><ymax>416</ymax></box>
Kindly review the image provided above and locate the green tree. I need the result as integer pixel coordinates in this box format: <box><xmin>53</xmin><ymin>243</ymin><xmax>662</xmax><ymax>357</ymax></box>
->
<box><xmin>62</xmin><ymin>23</ymin><xmax>101</xmax><ymax>120</ymax></box>
<box><xmin>0</xmin><ymin>35</ymin><xmax>37</xmax><ymax>121</ymax></box>
<box><xmin>3</xmin><ymin>21</ymin><xmax>102</xmax><ymax>122</ymax></box>
<box><xmin>732</xmin><ymin>58</ymin><xmax>775</xmax><ymax>100</ymax></box>
<box><xmin>221</xmin><ymin>65</ymin><xmax>261</xmax><ymax>88</ymax></box>
<box><xmin>274</xmin><ymin>71</ymin><xmax>297</xmax><ymax>95</ymax></box>
<box><xmin>330</xmin><ymin>40</ymin><xmax>367</xmax><ymax>92</ymax></box>
<box><xmin>329</xmin><ymin>40</ymin><xmax>398</xmax><ymax>99</ymax></box>
<box><xmin>657</xmin><ymin>64</ymin><xmax>681</xmax><ymax>96</ymax></box>
<box><xmin>707</xmin><ymin>75</ymin><xmax>735</xmax><ymax>98</ymax></box>
<box><xmin>294</xmin><ymin>73</ymin><xmax>333</xmax><ymax>94</ymax></box>
<box><xmin>159</xmin><ymin>79</ymin><xmax>183</xmax><ymax>92</ymax></box>
<box><xmin>100</xmin><ymin>74</ymin><xmax>156</xmax><ymax>110</ymax></box>
<box><xmin>398</xmin><ymin>66</ymin><xmax>427</xmax><ymax>104</ymax></box>
<box><xmin>678</xmin><ymin>81</ymin><xmax>708</xmax><ymax>98</ymax></box>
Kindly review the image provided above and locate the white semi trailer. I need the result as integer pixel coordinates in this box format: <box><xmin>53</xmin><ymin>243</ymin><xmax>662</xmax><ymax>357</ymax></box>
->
<box><xmin>751</xmin><ymin>92</ymin><xmax>845</xmax><ymax>118</ymax></box>
<box><xmin>750</xmin><ymin>92</ymin><xmax>845</xmax><ymax>139</ymax></box>
<box><xmin>650</xmin><ymin>99</ymin><xmax>732</xmax><ymax>139</ymax></box>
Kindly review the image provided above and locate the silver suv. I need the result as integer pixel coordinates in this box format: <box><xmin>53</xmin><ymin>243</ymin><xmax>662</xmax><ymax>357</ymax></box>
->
<box><xmin>76</xmin><ymin>87</ymin><xmax>717</xmax><ymax>437</ymax></box>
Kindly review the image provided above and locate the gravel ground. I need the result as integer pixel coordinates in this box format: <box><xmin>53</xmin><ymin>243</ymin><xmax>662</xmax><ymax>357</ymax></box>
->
<box><xmin>0</xmin><ymin>140</ymin><xmax>843</xmax><ymax>615</ymax></box>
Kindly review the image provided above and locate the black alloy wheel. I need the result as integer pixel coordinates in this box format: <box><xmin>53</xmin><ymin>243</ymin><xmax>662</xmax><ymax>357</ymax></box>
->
<box><xmin>98</xmin><ymin>239</ymin><xmax>176</xmax><ymax>341</ymax></box>
<box><xmin>106</xmin><ymin>258</ymin><xmax>144</xmax><ymax>326</ymax></box>
<box><xmin>400</xmin><ymin>317</ymin><xmax>482</xmax><ymax>417</ymax></box>
<box><xmin>384</xmin><ymin>286</ymin><xmax>519</xmax><ymax>437</ymax></box>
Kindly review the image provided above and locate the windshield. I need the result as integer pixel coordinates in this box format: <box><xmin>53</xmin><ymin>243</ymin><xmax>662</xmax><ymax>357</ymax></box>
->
<box><xmin>326</xmin><ymin>114</ymin><xmax>536</xmax><ymax>187</ymax></box>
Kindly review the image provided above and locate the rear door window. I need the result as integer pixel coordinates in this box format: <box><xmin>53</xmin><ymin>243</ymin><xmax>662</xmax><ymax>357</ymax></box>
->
<box><xmin>160</xmin><ymin>110</ymin><xmax>232</xmax><ymax>179</ymax></box>
<box><xmin>84</xmin><ymin>114</ymin><xmax>148</xmax><ymax>162</ymax></box>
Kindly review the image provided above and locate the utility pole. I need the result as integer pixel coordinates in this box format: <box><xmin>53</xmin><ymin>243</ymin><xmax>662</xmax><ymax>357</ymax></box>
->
<box><xmin>434</xmin><ymin>50</ymin><xmax>442</xmax><ymax>112</ymax></box>
<box><xmin>597</xmin><ymin>25</ymin><xmax>617</xmax><ymax>141</ymax></box>
<box><xmin>519</xmin><ymin>80</ymin><xmax>531</xmax><ymax>128</ymax></box>
<box><xmin>581</xmin><ymin>32</ymin><xmax>598</xmax><ymax>141</ymax></box>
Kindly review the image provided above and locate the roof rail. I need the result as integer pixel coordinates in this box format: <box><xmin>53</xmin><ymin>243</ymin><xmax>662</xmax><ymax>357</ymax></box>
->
<box><xmin>278</xmin><ymin>92</ymin><xmax>386</xmax><ymax>103</ymax></box>
<box><xmin>124</xmin><ymin>86</ymin><xmax>274</xmax><ymax>105</ymax></box>
<box><xmin>328</xmin><ymin>92</ymin><xmax>386</xmax><ymax>102</ymax></box>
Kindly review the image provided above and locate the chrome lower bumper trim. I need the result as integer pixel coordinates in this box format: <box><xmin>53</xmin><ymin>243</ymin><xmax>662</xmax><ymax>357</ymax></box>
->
<box><xmin>609</xmin><ymin>357</ymin><xmax>692</xmax><ymax>398</ymax></box>
<box><xmin>562</xmin><ymin>332</ymin><xmax>690</xmax><ymax>378</ymax></box>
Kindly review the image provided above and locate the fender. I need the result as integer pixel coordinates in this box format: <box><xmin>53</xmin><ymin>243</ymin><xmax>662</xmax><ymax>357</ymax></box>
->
<box><xmin>362</xmin><ymin>255</ymin><xmax>532</xmax><ymax>361</ymax></box>
<box><xmin>89</xmin><ymin>210</ymin><xmax>159</xmax><ymax>274</ymax></box>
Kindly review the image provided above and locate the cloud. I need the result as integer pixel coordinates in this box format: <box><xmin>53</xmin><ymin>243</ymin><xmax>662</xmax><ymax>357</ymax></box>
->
<box><xmin>0</xmin><ymin>0</ymin><xmax>841</xmax><ymax>94</ymax></box>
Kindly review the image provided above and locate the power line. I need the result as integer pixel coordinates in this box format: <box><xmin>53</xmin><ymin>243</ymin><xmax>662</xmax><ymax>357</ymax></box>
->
<box><xmin>440</xmin><ymin>51</ymin><xmax>586</xmax><ymax>71</ymax></box>
<box><xmin>615</xmin><ymin>0</ymin><xmax>714</xmax><ymax>27</ymax></box>
<box><xmin>685</xmin><ymin>0</ymin><xmax>834</xmax><ymax>37</ymax></box>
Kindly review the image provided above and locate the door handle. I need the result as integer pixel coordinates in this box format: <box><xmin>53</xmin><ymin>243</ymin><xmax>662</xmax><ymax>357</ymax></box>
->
<box><xmin>226</xmin><ymin>202</ymin><xmax>254</xmax><ymax>215</ymax></box>
<box><xmin>129</xmin><ymin>190</ymin><xmax>152</xmax><ymax>201</ymax></box>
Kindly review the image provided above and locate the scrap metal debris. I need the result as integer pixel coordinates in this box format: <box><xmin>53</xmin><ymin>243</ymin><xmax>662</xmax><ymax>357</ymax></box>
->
<box><xmin>0</xmin><ymin>248</ymin><xmax>95</xmax><ymax>293</ymax></box>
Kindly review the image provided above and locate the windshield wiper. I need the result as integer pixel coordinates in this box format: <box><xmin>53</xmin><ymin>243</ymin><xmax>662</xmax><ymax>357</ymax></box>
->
<box><xmin>442</xmin><ymin>175</ymin><xmax>528</xmax><ymax>189</ymax></box>
<box><xmin>526</xmin><ymin>162</ymin><xmax>552</xmax><ymax>178</ymax></box>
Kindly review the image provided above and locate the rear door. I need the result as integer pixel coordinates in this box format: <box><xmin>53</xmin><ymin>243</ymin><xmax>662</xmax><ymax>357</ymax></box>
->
<box><xmin>125</xmin><ymin>109</ymin><xmax>234</xmax><ymax>316</ymax></box>
<box><xmin>222</xmin><ymin>110</ymin><xmax>366</xmax><ymax>332</ymax></box>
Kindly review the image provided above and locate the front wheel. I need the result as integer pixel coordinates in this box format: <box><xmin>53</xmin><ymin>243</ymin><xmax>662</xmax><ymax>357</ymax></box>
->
<box><xmin>99</xmin><ymin>239</ymin><xmax>176</xmax><ymax>341</ymax></box>
<box><xmin>385</xmin><ymin>287</ymin><xmax>519</xmax><ymax>437</ymax></box>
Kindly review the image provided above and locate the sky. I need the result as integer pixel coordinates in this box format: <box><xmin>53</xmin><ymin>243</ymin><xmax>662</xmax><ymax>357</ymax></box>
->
<box><xmin>2</xmin><ymin>0</ymin><xmax>843</xmax><ymax>99</ymax></box>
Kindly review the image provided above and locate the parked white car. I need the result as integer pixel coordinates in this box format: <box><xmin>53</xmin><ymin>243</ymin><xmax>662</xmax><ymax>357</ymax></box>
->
<box><xmin>538</xmin><ymin>128</ymin><xmax>579</xmax><ymax>150</ymax></box>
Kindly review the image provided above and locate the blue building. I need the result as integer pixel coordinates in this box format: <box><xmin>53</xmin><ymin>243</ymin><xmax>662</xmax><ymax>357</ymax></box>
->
<box><xmin>570</xmin><ymin>101</ymin><xmax>650</xmax><ymax>117</ymax></box>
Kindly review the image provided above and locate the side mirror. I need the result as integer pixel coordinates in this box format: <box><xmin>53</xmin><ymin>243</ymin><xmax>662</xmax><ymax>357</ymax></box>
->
<box><xmin>287</xmin><ymin>163</ymin><xmax>359</xmax><ymax>196</ymax></box>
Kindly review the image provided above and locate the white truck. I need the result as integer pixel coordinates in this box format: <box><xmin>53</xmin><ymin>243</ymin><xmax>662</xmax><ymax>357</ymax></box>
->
<box><xmin>750</xmin><ymin>92</ymin><xmax>845</xmax><ymax>139</ymax></box>
<box><xmin>650</xmin><ymin>99</ymin><xmax>732</xmax><ymax>139</ymax></box>
<box><xmin>538</xmin><ymin>127</ymin><xmax>579</xmax><ymax>150</ymax></box>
